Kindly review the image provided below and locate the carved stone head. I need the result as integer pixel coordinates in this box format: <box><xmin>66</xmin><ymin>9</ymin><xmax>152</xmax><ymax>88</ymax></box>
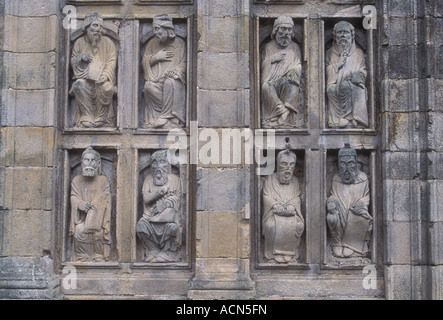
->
<box><xmin>83</xmin><ymin>12</ymin><xmax>104</xmax><ymax>47</ymax></box>
<box><xmin>271</xmin><ymin>16</ymin><xmax>294</xmax><ymax>48</ymax></box>
<box><xmin>81</xmin><ymin>147</ymin><xmax>101</xmax><ymax>177</ymax></box>
<box><xmin>332</xmin><ymin>21</ymin><xmax>355</xmax><ymax>54</ymax></box>
<box><xmin>152</xmin><ymin>14</ymin><xmax>176</xmax><ymax>44</ymax></box>
<box><xmin>338</xmin><ymin>144</ymin><xmax>358</xmax><ymax>184</ymax></box>
<box><xmin>150</xmin><ymin>150</ymin><xmax>171</xmax><ymax>186</ymax></box>
<box><xmin>276</xmin><ymin>149</ymin><xmax>297</xmax><ymax>185</ymax></box>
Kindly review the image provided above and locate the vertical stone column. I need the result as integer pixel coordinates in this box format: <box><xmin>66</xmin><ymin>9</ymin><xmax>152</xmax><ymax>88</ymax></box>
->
<box><xmin>381</xmin><ymin>0</ymin><xmax>430</xmax><ymax>299</ymax></box>
<box><xmin>0</xmin><ymin>0</ymin><xmax>59</xmax><ymax>299</ymax></box>
<box><xmin>426</xmin><ymin>0</ymin><xmax>443</xmax><ymax>300</ymax></box>
<box><xmin>188</xmin><ymin>0</ymin><xmax>255</xmax><ymax>299</ymax></box>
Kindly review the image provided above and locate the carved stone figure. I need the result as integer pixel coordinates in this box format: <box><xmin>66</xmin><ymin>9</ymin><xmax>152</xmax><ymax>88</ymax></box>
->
<box><xmin>142</xmin><ymin>14</ymin><xmax>186</xmax><ymax>129</ymax></box>
<box><xmin>326</xmin><ymin>144</ymin><xmax>372</xmax><ymax>258</ymax></box>
<box><xmin>326</xmin><ymin>21</ymin><xmax>368</xmax><ymax>128</ymax></box>
<box><xmin>262</xmin><ymin>148</ymin><xmax>304</xmax><ymax>263</ymax></box>
<box><xmin>70</xmin><ymin>147</ymin><xmax>112</xmax><ymax>262</ymax></box>
<box><xmin>69</xmin><ymin>12</ymin><xmax>117</xmax><ymax>128</ymax></box>
<box><xmin>261</xmin><ymin>16</ymin><xmax>302</xmax><ymax>129</ymax></box>
<box><xmin>136</xmin><ymin>150</ymin><xmax>182</xmax><ymax>262</ymax></box>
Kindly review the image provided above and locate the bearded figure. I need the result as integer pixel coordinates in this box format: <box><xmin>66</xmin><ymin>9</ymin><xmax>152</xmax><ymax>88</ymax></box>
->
<box><xmin>326</xmin><ymin>21</ymin><xmax>368</xmax><ymax>128</ymax></box>
<box><xmin>142</xmin><ymin>14</ymin><xmax>186</xmax><ymax>129</ymax></box>
<box><xmin>69</xmin><ymin>12</ymin><xmax>117</xmax><ymax>128</ymax></box>
<box><xmin>261</xmin><ymin>16</ymin><xmax>302</xmax><ymax>128</ymax></box>
<box><xmin>326</xmin><ymin>144</ymin><xmax>372</xmax><ymax>258</ymax></box>
<box><xmin>136</xmin><ymin>150</ymin><xmax>182</xmax><ymax>263</ymax></box>
<box><xmin>70</xmin><ymin>147</ymin><xmax>112</xmax><ymax>262</ymax></box>
<box><xmin>262</xmin><ymin>148</ymin><xmax>305</xmax><ymax>263</ymax></box>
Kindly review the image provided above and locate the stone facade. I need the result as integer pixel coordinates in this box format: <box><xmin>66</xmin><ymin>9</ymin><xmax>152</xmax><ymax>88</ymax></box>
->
<box><xmin>0</xmin><ymin>0</ymin><xmax>441</xmax><ymax>300</ymax></box>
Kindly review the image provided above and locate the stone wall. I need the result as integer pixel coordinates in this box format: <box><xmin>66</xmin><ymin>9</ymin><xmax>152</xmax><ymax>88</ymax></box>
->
<box><xmin>0</xmin><ymin>0</ymin><xmax>441</xmax><ymax>300</ymax></box>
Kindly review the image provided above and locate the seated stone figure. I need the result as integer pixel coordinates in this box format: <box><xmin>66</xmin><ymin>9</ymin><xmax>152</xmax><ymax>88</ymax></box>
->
<box><xmin>326</xmin><ymin>144</ymin><xmax>372</xmax><ymax>258</ymax></box>
<box><xmin>136</xmin><ymin>150</ymin><xmax>182</xmax><ymax>263</ymax></box>
<box><xmin>142</xmin><ymin>14</ymin><xmax>186</xmax><ymax>129</ymax></box>
<box><xmin>70</xmin><ymin>147</ymin><xmax>112</xmax><ymax>262</ymax></box>
<box><xmin>70</xmin><ymin>12</ymin><xmax>117</xmax><ymax>128</ymax></box>
<box><xmin>262</xmin><ymin>148</ymin><xmax>305</xmax><ymax>263</ymax></box>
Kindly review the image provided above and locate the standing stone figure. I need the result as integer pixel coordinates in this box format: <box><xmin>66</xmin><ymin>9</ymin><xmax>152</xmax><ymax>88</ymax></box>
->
<box><xmin>326</xmin><ymin>144</ymin><xmax>372</xmax><ymax>258</ymax></box>
<box><xmin>70</xmin><ymin>147</ymin><xmax>112</xmax><ymax>262</ymax></box>
<box><xmin>142</xmin><ymin>14</ymin><xmax>186</xmax><ymax>129</ymax></box>
<box><xmin>136</xmin><ymin>150</ymin><xmax>182</xmax><ymax>262</ymax></box>
<box><xmin>262</xmin><ymin>148</ymin><xmax>305</xmax><ymax>263</ymax></box>
<box><xmin>261</xmin><ymin>16</ymin><xmax>302</xmax><ymax>128</ymax></box>
<box><xmin>326</xmin><ymin>21</ymin><xmax>368</xmax><ymax>128</ymax></box>
<box><xmin>69</xmin><ymin>12</ymin><xmax>117</xmax><ymax>128</ymax></box>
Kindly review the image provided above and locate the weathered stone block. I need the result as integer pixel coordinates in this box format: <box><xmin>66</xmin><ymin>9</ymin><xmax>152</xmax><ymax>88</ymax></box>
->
<box><xmin>384</xmin><ymin>17</ymin><xmax>419</xmax><ymax>46</ymax></box>
<box><xmin>382</xmin><ymin>112</ymin><xmax>425</xmax><ymax>152</ymax></box>
<box><xmin>388</xmin><ymin>46</ymin><xmax>418</xmax><ymax>79</ymax></box>
<box><xmin>385</xmin><ymin>0</ymin><xmax>419</xmax><ymax>17</ymax></box>
<box><xmin>198</xmin><ymin>0</ymin><xmax>243</xmax><ymax>17</ymax></box>
<box><xmin>0</xmin><ymin>210</ymin><xmax>52</xmax><ymax>256</ymax></box>
<box><xmin>196</xmin><ymin>168</ymin><xmax>250</xmax><ymax>212</ymax></box>
<box><xmin>382</xmin><ymin>152</ymin><xmax>420</xmax><ymax>180</ymax></box>
<box><xmin>2</xmin><ymin>127</ymin><xmax>55</xmax><ymax>167</ymax></box>
<box><xmin>4</xmin><ymin>167</ymin><xmax>53</xmax><ymax>210</ymax></box>
<box><xmin>429</xmin><ymin>17</ymin><xmax>443</xmax><ymax>46</ymax></box>
<box><xmin>381</xmin><ymin>79</ymin><xmax>419</xmax><ymax>112</ymax></box>
<box><xmin>198</xmin><ymin>16</ymin><xmax>248</xmax><ymax>53</ymax></box>
<box><xmin>428</xmin><ymin>112</ymin><xmax>443</xmax><ymax>151</ymax></box>
<box><xmin>384</xmin><ymin>179</ymin><xmax>423</xmax><ymax>221</ymax></box>
<box><xmin>430</xmin><ymin>221</ymin><xmax>443</xmax><ymax>265</ymax></box>
<box><xmin>384</xmin><ymin>221</ymin><xmax>412</xmax><ymax>264</ymax></box>
<box><xmin>1</xmin><ymin>89</ymin><xmax>55</xmax><ymax>127</ymax></box>
<box><xmin>427</xmin><ymin>78</ymin><xmax>443</xmax><ymax>112</ymax></box>
<box><xmin>4</xmin><ymin>1</ymin><xmax>58</xmax><ymax>17</ymax></box>
<box><xmin>429</xmin><ymin>180</ymin><xmax>443</xmax><ymax>222</ymax></box>
<box><xmin>4</xmin><ymin>15</ymin><xmax>58</xmax><ymax>52</ymax></box>
<box><xmin>3</xmin><ymin>52</ymin><xmax>56</xmax><ymax>90</ymax></box>
<box><xmin>427</xmin><ymin>152</ymin><xmax>443</xmax><ymax>179</ymax></box>
<box><xmin>0</xmin><ymin>256</ymin><xmax>57</xmax><ymax>299</ymax></box>
<box><xmin>197</xmin><ymin>52</ymin><xmax>249</xmax><ymax>90</ymax></box>
<box><xmin>197</xmin><ymin>89</ymin><xmax>250</xmax><ymax>127</ymax></box>
<box><xmin>384</xmin><ymin>265</ymin><xmax>429</xmax><ymax>300</ymax></box>
<box><xmin>431</xmin><ymin>266</ymin><xmax>443</xmax><ymax>299</ymax></box>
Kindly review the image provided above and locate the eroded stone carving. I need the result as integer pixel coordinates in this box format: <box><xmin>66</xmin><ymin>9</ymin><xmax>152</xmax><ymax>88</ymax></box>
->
<box><xmin>136</xmin><ymin>150</ymin><xmax>182</xmax><ymax>262</ymax></box>
<box><xmin>261</xmin><ymin>16</ymin><xmax>302</xmax><ymax>129</ymax></box>
<box><xmin>262</xmin><ymin>147</ymin><xmax>304</xmax><ymax>263</ymax></box>
<box><xmin>326</xmin><ymin>21</ymin><xmax>368</xmax><ymax>128</ymax></box>
<box><xmin>70</xmin><ymin>147</ymin><xmax>112</xmax><ymax>262</ymax></box>
<box><xmin>326</xmin><ymin>144</ymin><xmax>372</xmax><ymax>258</ymax></box>
<box><xmin>142</xmin><ymin>14</ymin><xmax>186</xmax><ymax>129</ymax></box>
<box><xmin>69</xmin><ymin>12</ymin><xmax>117</xmax><ymax>128</ymax></box>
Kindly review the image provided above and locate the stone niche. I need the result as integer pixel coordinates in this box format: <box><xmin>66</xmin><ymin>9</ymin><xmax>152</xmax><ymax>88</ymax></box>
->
<box><xmin>135</xmin><ymin>149</ymin><xmax>189</xmax><ymax>266</ymax></box>
<box><xmin>325</xmin><ymin>147</ymin><xmax>377</xmax><ymax>267</ymax></box>
<box><xmin>256</xmin><ymin>17</ymin><xmax>306</xmax><ymax>129</ymax></box>
<box><xmin>64</xmin><ymin>15</ymin><xmax>121</xmax><ymax>132</ymax></box>
<box><xmin>62</xmin><ymin>148</ymin><xmax>118</xmax><ymax>264</ymax></box>
<box><xmin>256</xmin><ymin>148</ymin><xmax>307</xmax><ymax>267</ymax></box>
<box><xmin>324</xmin><ymin>18</ymin><xmax>375</xmax><ymax>131</ymax></box>
<box><xmin>138</xmin><ymin>17</ymin><xmax>190</xmax><ymax>131</ymax></box>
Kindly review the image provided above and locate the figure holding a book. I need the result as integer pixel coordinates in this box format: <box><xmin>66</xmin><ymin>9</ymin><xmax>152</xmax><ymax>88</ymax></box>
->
<box><xmin>70</xmin><ymin>147</ymin><xmax>112</xmax><ymax>262</ymax></box>
<box><xmin>70</xmin><ymin>12</ymin><xmax>117</xmax><ymax>128</ymax></box>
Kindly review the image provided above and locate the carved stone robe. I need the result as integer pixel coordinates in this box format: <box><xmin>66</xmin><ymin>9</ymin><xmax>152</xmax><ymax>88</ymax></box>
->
<box><xmin>70</xmin><ymin>35</ymin><xmax>117</xmax><ymax>128</ymax></box>
<box><xmin>70</xmin><ymin>175</ymin><xmax>112</xmax><ymax>262</ymax></box>
<box><xmin>326</xmin><ymin>42</ymin><xmax>368</xmax><ymax>128</ymax></box>
<box><xmin>136</xmin><ymin>174</ymin><xmax>182</xmax><ymax>262</ymax></box>
<box><xmin>262</xmin><ymin>173</ymin><xmax>304</xmax><ymax>260</ymax></box>
<box><xmin>327</xmin><ymin>171</ymin><xmax>371</xmax><ymax>255</ymax></box>
<box><xmin>261</xmin><ymin>39</ymin><xmax>302</xmax><ymax>128</ymax></box>
<box><xmin>142</xmin><ymin>36</ymin><xmax>186</xmax><ymax>128</ymax></box>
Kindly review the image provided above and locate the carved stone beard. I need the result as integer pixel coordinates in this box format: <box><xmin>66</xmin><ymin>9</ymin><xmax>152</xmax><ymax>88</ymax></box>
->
<box><xmin>339</xmin><ymin>167</ymin><xmax>358</xmax><ymax>184</ymax></box>
<box><xmin>276</xmin><ymin>33</ymin><xmax>291</xmax><ymax>48</ymax></box>
<box><xmin>277</xmin><ymin>170</ymin><xmax>293</xmax><ymax>185</ymax></box>
<box><xmin>82</xmin><ymin>166</ymin><xmax>98</xmax><ymax>178</ymax></box>
<box><xmin>153</xmin><ymin>168</ymin><xmax>168</xmax><ymax>186</ymax></box>
<box><xmin>87</xmin><ymin>28</ymin><xmax>102</xmax><ymax>49</ymax></box>
<box><xmin>337</xmin><ymin>37</ymin><xmax>352</xmax><ymax>56</ymax></box>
